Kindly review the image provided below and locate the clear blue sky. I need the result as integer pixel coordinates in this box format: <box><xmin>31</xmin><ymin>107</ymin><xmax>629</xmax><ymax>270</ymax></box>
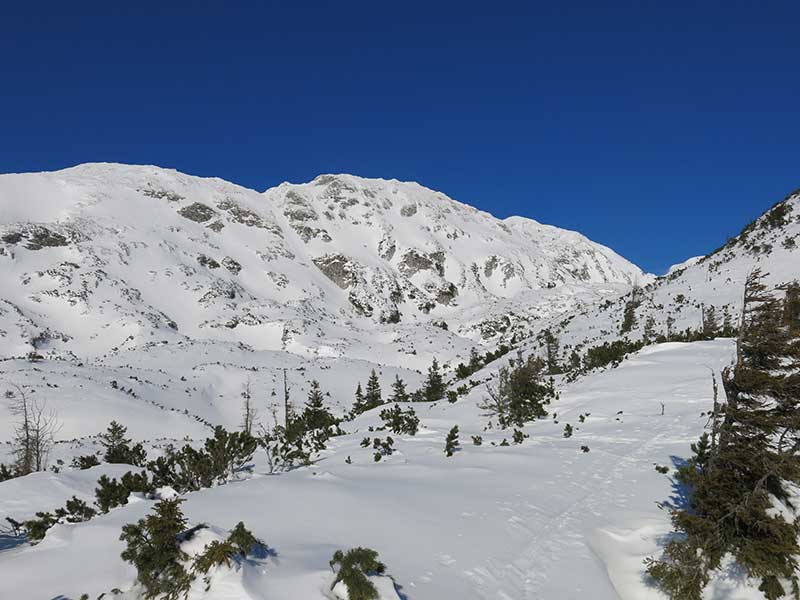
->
<box><xmin>2</xmin><ymin>1</ymin><xmax>798</xmax><ymax>273</ymax></box>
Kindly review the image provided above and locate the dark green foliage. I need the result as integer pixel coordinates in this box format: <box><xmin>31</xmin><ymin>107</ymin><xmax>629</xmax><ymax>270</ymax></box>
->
<box><xmin>580</xmin><ymin>445</ymin><xmax>590</xmax><ymax>453</ymax></box>
<box><xmin>372</xmin><ymin>436</ymin><xmax>394</xmax><ymax>461</ymax></box>
<box><xmin>647</xmin><ymin>272</ymin><xmax>800</xmax><ymax>599</ymax></box>
<box><xmin>71</xmin><ymin>454</ymin><xmax>101</xmax><ymax>470</ymax></box>
<box><xmin>563</xmin><ymin>424</ymin><xmax>573</xmax><ymax>438</ymax></box>
<box><xmin>301</xmin><ymin>381</ymin><xmax>339</xmax><ymax>437</ymax></box>
<box><xmin>379</xmin><ymin>404</ymin><xmax>420</xmax><ymax>435</ymax></box>
<box><xmin>23</xmin><ymin>496</ymin><xmax>98</xmax><ymax>542</ymax></box>
<box><xmin>512</xmin><ymin>429</ymin><xmax>526</xmax><ymax>444</ymax></box>
<box><xmin>150</xmin><ymin>427</ymin><xmax>257</xmax><ymax>492</ymax></box>
<box><xmin>330</xmin><ymin>547</ymin><xmax>387</xmax><ymax>600</ymax></box>
<box><xmin>0</xmin><ymin>462</ymin><xmax>18</xmax><ymax>482</ymax></box>
<box><xmin>583</xmin><ymin>339</ymin><xmax>645</xmax><ymax>371</ymax></box>
<box><xmin>483</xmin><ymin>343</ymin><xmax>512</xmax><ymax>365</ymax></box>
<box><xmin>96</xmin><ymin>471</ymin><xmax>154</xmax><ymax>513</ymax></box>
<box><xmin>543</xmin><ymin>329</ymin><xmax>562</xmax><ymax>374</ymax></box>
<box><xmin>455</xmin><ymin>344</ymin><xmax>512</xmax><ymax>379</ymax></box>
<box><xmin>364</xmin><ymin>370</ymin><xmax>383</xmax><ymax>410</ymax></box>
<box><xmin>422</xmin><ymin>358</ymin><xmax>446</xmax><ymax>402</ymax></box>
<box><xmin>226</xmin><ymin>521</ymin><xmax>258</xmax><ymax>556</ymax></box>
<box><xmin>350</xmin><ymin>382</ymin><xmax>370</xmax><ymax>416</ymax></box>
<box><xmin>446</xmin><ymin>390</ymin><xmax>458</xmax><ymax>403</ymax></box>
<box><xmin>56</xmin><ymin>496</ymin><xmax>97</xmax><ymax>522</ymax></box>
<box><xmin>389</xmin><ymin>375</ymin><xmax>409</xmax><ymax>403</ymax></box>
<box><xmin>22</xmin><ymin>511</ymin><xmax>57</xmax><ymax>542</ymax></box>
<box><xmin>620</xmin><ymin>287</ymin><xmax>641</xmax><ymax>334</ymax></box>
<box><xmin>120</xmin><ymin>498</ymin><xmax>191</xmax><ymax>600</ymax></box>
<box><xmin>703</xmin><ymin>305</ymin><xmax>720</xmax><ymax>338</ymax></box>
<box><xmin>456</xmin><ymin>347</ymin><xmax>484</xmax><ymax>379</ymax></box>
<box><xmin>193</xmin><ymin>539</ymin><xmax>238</xmax><ymax>574</ymax></box>
<box><xmin>193</xmin><ymin>522</ymin><xmax>260</xmax><ymax>575</ymax></box>
<box><xmin>479</xmin><ymin>351</ymin><xmax>556</xmax><ymax>428</ymax></box>
<box><xmin>654</xmin><ymin>465</ymin><xmax>670</xmax><ymax>474</ymax></box>
<box><xmin>444</xmin><ymin>425</ymin><xmax>459</xmax><ymax>457</ymax></box>
<box><xmin>100</xmin><ymin>421</ymin><xmax>147</xmax><ymax>466</ymax></box>
<box><xmin>471</xmin><ymin>435</ymin><xmax>483</xmax><ymax>446</ymax></box>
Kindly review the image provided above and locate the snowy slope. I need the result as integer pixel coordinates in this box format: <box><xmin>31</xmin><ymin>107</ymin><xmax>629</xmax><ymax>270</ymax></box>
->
<box><xmin>0</xmin><ymin>340</ymin><xmax>759</xmax><ymax>600</ymax></box>
<box><xmin>525</xmin><ymin>188</ymin><xmax>800</xmax><ymax>367</ymax></box>
<box><xmin>0</xmin><ymin>164</ymin><xmax>645</xmax><ymax>366</ymax></box>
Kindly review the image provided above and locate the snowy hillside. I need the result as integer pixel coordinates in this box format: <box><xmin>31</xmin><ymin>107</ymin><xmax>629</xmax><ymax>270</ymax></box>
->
<box><xmin>1</xmin><ymin>165</ymin><xmax>798</xmax><ymax>600</ymax></box>
<box><xmin>0</xmin><ymin>163</ymin><xmax>646</xmax><ymax>443</ymax></box>
<box><xmin>527</xmin><ymin>188</ymin><xmax>800</xmax><ymax>370</ymax></box>
<box><xmin>0</xmin><ymin>163</ymin><xmax>644</xmax><ymax>365</ymax></box>
<box><xmin>0</xmin><ymin>340</ymin><xmax>742</xmax><ymax>600</ymax></box>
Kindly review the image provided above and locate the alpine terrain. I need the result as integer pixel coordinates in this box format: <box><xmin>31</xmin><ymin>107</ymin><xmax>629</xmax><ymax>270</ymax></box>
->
<box><xmin>0</xmin><ymin>164</ymin><xmax>798</xmax><ymax>600</ymax></box>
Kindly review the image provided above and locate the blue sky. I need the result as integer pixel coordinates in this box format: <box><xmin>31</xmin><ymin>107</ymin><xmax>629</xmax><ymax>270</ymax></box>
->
<box><xmin>1</xmin><ymin>1</ymin><xmax>798</xmax><ymax>273</ymax></box>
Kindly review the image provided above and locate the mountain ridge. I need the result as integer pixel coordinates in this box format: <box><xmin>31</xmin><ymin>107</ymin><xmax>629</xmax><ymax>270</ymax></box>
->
<box><xmin>0</xmin><ymin>162</ymin><xmax>645</xmax><ymax>366</ymax></box>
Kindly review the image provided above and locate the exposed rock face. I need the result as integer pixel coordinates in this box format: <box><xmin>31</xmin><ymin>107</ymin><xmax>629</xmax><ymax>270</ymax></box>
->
<box><xmin>178</xmin><ymin>202</ymin><xmax>216</xmax><ymax>222</ymax></box>
<box><xmin>313</xmin><ymin>254</ymin><xmax>359</xmax><ymax>289</ymax></box>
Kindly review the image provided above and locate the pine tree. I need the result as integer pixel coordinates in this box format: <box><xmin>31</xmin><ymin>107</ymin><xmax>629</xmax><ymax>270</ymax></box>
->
<box><xmin>351</xmin><ymin>382</ymin><xmax>367</xmax><ymax>416</ymax></box>
<box><xmin>479</xmin><ymin>351</ymin><xmax>555</xmax><ymax>428</ymax></box>
<box><xmin>444</xmin><ymin>425</ymin><xmax>459</xmax><ymax>457</ymax></box>
<box><xmin>389</xmin><ymin>375</ymin><xmax>409</xmax><ymax>403</ymax></box>
<box><xmin>647</xmin><ymin>272</ymin><xmax>800</xmax><ymax>599</ymax></box>
<box><xmin>120</xmin><ymin>498</ymin><xmax>191</xmax><ymax>599</ymax></box>
<box><xmin>703</xmin><ymin>305</ymin><xmax>719</xmax><ymax>338</ymax></box>
<box><xmin>620</xmin><ymin>287</ymin><xmax>641</xmax><ymax>334</ymax></box>
<box><xmin>100</xmin><ymin>421</ymin><xmax>147</xmax><ymax>466</ymax></box>
<box><xmin>302</xmin><ymin>380</ymin><xmax>337</xmax><ymax>432</ymax></box>
<box><xmin>364</xmin><ymin>370</ymin><xmax>382</xmax><ymax>410</ymax></box>
<box><xmin>330</xmin><ymin>548</ymin><xmax>386</xmax><ymax>600</ymax></box>
<box><xmin>423</xmin><ymin>358</ymin><xmax>446</xmax><ymax>402</ymax></box>
<box><xmin>543</xmin><ymin>329</ymin><xmax>561</xmax><ymax>374</ymax></box>
<box><xmin>643</xmin><ymin>315</ymin><xmax>657</xmax><ymax>343</ymax></box>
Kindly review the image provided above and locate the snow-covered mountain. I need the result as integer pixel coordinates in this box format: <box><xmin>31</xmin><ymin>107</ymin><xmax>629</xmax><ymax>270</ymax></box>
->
<box><xmin>527</xmin><ymin>188</ymin><xmax>800</xmax><ymax>367</ymax></box>
<box><xmin>0</xmin><ymin>163</ymin><xmax>645</xmax><ymax>367</ymax></box>
<box><xmin>1</xmin><ymin>165</ymin><xmax>799</xmax><ymax>600</ymax></box>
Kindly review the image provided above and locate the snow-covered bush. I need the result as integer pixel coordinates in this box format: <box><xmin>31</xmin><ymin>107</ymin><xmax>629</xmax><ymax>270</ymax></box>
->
<box><xmin>121</xmin><ymin>498</ymin><xmax>264</xmax><ymax>599</ymax></box>
<box><xmin>378</xmin><ymin>404</ymin><xmax>419</xmax><ymax>436</ymax></box>
<box><xmin>479</xmin><ymin>351</ymin><xmax>556</xmax><ymax>428</ymax></box>
<box><xmin>330</xmin><ymin>547</ymin><xmax>388</xmax><ymax>600</ymax></box>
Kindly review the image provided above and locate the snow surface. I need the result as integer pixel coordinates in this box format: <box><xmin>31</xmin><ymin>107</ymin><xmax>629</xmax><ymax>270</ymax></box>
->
<box><xmin>1</xmin><ymin>339</ymin><xmax>770</xmax><ymax>599</ymax></box>
<box><xmin>1</xmin><ymin>164</ymin><xmax>797</xmax><ymax>599</ymax></box>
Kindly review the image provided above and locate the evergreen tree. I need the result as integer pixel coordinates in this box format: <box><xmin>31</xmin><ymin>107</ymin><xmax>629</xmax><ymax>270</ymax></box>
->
<box><xmin>647</xmin><ymin>272</ymin><xmax>800</xmax><ymax>599</ymax></box>
<box><xmin>389</xmin><ymin>375</ymin><xmax>409</xmax><ymax>403</ymax></box>
<box><xmin>468</xmin><ymin>347</ymin><xmax>483</xmax><ymax>372</ymax></box>
<box><xmin>703</xmin><ymin>305</ymin><xmax>719</xmax><ymax>338</ymax></box>
<box><xmin>479</xmin><ymin>351</ymin><xmax>556</xmax><ymax>428</ymax></box>
<box><xmin>302</xmin><ymin>380</ymin><xmax>337</xmax><ymax>432</ymax></box>
<box><xmin>120</xmin><ymin>498</ymin><xmax>191</xmax><ymax>600</ymax></box>
<box><xmin>364</xmin><ymin>370</ymin><xmax>383</xmax><ymax>410</ymax></box>
<box><xmin>330</xmin><ymin>547</ymin><xmax>386</xmax><ymax>600</ymax></box>
<box><xmin>100</xmin><ymin>421</ymin><xmax>147</xmax><ymax>466</ymax></box>
<box><xmin>643</xmin><ymin>315</ymin><xmax>658</xmax><ymax>343</ymax></box>
<box><xmin>620</xmin><ymin>287</ymin><xmax>641</xmax><ymax>334</ymax></box>
<box><xmin>351</xmin><ymin>382</ymin><xmax>368</xmax><ymax>416</ymax></box>
<box><xmin>423</xmin><ymin>358</ymin><xmax>446</xmax><ymax>402</ymax></box>
<box><xmin>379</xmin><ymin>404</ymin><xmax>419</xmax><ymax>435</ymax></box>
<box><xmin>444</xmin><ymin>425</ymin><xmax>459</xmax><ymax>457</ymax></box>
<box><xmin>543</xmin><ymin>329</ymin><xmax>561</xmax><ymax>374</ymax></box>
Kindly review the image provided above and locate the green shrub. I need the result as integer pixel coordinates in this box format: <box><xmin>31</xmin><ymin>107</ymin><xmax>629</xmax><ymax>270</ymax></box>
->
<box><xmin>330</xmin><ymin>547</ymin><xmax>387</xmax><ymax>600</ymax></box>
<box><xmin>120</xmin><ymin>498</ymin><xmax>191</xmax><ymax>600</ymax></box>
